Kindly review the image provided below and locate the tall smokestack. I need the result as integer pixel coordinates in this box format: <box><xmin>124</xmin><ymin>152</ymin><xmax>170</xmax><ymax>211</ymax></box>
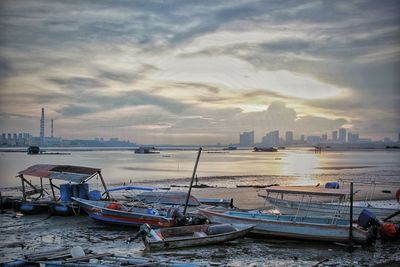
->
<box><xmin>51</xmin><ymin>119</ymin><xmax>54</xmax><ymax>138</ymax></box>
<box><xmin>40</xmin><ymin>108</ymin><xmax>45</xmax><ymax>145</ymax></box>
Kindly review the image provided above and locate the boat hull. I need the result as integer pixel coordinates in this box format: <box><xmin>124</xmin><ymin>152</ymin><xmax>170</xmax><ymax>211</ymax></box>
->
<box><xmin>199</xmin><ymin>208</ymin><xmax>371</xmax><ymax>243</ymax></box>
<box><xmin>146</xmin><ymin>224</ymin><xmax>253</xmax><ymax>250</ymax></box>
<box><xmin>72</xmin><ymin>198</ymin><xmax>176</xmax><ymax>228</ymax></box>
<box><xmin>263</xmin><ymin>196</ymin><xmax>399</xmax><ymax>220</ymax></box>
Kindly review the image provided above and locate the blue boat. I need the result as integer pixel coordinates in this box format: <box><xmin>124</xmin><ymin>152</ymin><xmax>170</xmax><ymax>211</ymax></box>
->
<box><xmin>72</xmin><ymin>197</ymin><xmax>179</xmax><ymax>228</ymax></box>
<box><xmin>199</xmin><ymin>207</ymin><xmax>372</xmax><ymax>243</ymax></box>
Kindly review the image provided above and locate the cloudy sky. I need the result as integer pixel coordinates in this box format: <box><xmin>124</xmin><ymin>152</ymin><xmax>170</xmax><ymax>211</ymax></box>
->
<box><xmin>0</xmin><ymin>0</ymin><xmax>399</xmax><ymax>144</ymax></box>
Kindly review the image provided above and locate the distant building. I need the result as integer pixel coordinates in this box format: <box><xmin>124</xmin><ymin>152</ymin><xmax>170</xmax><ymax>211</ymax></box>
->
<box><xmin>383</xmin><ymin>137</ymin><xmax>392</xmax><ymax>143</ymax></box>
<box><xmin>285</xmin><ymin>131</ymin><xmax>294</xmax><ymax>146</ymax></box>
<box><xmin>347</xmin><ymin>132</ymin><xmax>359</xmax><ymax>143</ymax></box>
<box><xmin>239</xmin><ymin>131</ymin><xmax>254</xmax><ymax>147</ymax></box>
<box><xmin>332</xmin><ymin>131</ymin><xmax>338</xmax><ymax>141</ymax></box>
<box><xmin>339</xmin><ymin>128</ymin><xmax>346</xmax><ymax>143</ymax></box>
<box><xmin>321</xmin><ymin>134</ymin><xmax>328</xmax><ymax>142</ymax></box>
<box><xmin>307</xmin><ymin>136</ymin><xmax>321</xmax><ymax>145</ymax></box>
<box><xmin>262</xmin><ymin>130</ymin><xmax>279</xmax><ymax>147</ymax></box>
<box><xmin>398</xmin><ymin>133</ymin><xmax>400</xmax><ymax>143</ymax></box>
<box><xmin>300</xmin><ymin>134</ymin><xmax>305</xmax><ymax>143</ymax></box>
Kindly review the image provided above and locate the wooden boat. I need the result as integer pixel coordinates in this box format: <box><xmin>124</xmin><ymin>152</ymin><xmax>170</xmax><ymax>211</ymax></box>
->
<box><xmin>259</xmin><ymin>186</ymin><xmax>400</xmax><ymax>220</ymax></box>
<box><xmin>72</xmin><ymin>197</ymin><xmax>177</xmax><ymax>228</ymax></box>
<box><xmin>198</xmin><ymin>207</ymin><xmax>372</xmax><ymax>243</ymax></box>
<box><xmin>141</xmin><ymin>223</ymin><xmax>254</xmax><ymax>250</ymax></box>
<box><xmin>121</xmin><ymin>189</ymin><xmax>233</xmax><ymax>208</ymax></box>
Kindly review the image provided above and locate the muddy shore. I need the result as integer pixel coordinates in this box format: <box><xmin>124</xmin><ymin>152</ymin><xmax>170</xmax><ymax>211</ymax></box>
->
<box><xmin>1</xmin><ymin>176</ymin><xmax>399</xmax><ymax>266</ymax></box>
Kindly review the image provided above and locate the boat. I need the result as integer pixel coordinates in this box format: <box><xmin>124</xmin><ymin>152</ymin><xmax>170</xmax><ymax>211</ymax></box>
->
<box><xmin>139</xmin><ymin>223</ymin><xmax>254</xmax><ymax>250</ymax></box>
<box><xmin>120</xmin><ymin>188</ymin><xmax>234</xmax><ymax>208</ymax></box>
<box><xmin>15</xmin><ymin>164</ymin><xmax>111</xmax><ymax>215</ymax></box>
<box><xmin>259</xmin><ymin>186</ymin><xmax>400</xmax><ymax>220</ymax></box>
<box><xmin>72</xmin><ymin>197</ymin><xmax>179</xmax><ymax>228</ymax></box>
<box><xmin>253</xmin><ymin>147</ymin><xmax>278</xmax><ymax>152</ymax></box>
<box><xmin>198</xmin><ymin>206</ymin><xmax>372</xmax><ymax>243</ymax></box>
<box><xmin>134</xmin><ymin>146</ymin><xmax>160</xmax><ymax>154</ymax></box>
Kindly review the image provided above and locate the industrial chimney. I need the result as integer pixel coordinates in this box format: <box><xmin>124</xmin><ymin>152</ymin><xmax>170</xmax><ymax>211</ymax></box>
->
<box><xmin>40</xmin><ymin>108</ymin><xmax>45</xmax><ymax>145</ymax></box>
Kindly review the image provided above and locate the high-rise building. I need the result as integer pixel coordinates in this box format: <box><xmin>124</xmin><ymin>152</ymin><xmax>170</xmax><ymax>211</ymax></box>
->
<box><xmin>348</xmin><ymin>132</ymin><xmax>359</xmax><ymax>143</ymax></box>
<box><xmin>321</xmin><ymin>134</ymin><xmax>328</xmax><ymax>142</ymax></box>
<box><xmin>51</xmin><ymin>119</ymin><xmax>54</xmax><ymax>138</ymax></box>
<box><xmin>40</xmin><ymin>108</ymin><xmax>45</xmax><ymax>146</ymax></box>
<box><xmin>239</xmin><ymin>131</ymin><xmax>254</xmax><ymax>147</ymax></box>
<box><xmin>339</xmin><ymin>128</ymin><xmax>346</xmax><ymax>143</ymax></box>
<box><xmin>332</xmin><ymin>131</ymin><xmax>338</xmax><ymax>141</ymax></box>
<box><xmin>262</xmin><ymin>130</ymin><xmax>280</xmax><ymax>147</ymax></box>
<box><xmin>285</xmin><ymin>131</ymin><xmax>293</xmax><ymax>146</ymax></box>
<box><xmin>306</xmin><ymin>136</ymin><xmax>321</xmax><ymax>145</ymax></box>
<box><xmin>300</xmin><ymin>134</ymin><xmax>305</xmax><ymax>143</ymax></box>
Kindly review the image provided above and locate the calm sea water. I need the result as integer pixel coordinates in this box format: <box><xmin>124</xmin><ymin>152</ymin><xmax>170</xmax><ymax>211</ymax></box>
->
<box><xmin>0</xmin><ymin>148</ymin><xmax>399</xmax><ymax>188</ymax></box>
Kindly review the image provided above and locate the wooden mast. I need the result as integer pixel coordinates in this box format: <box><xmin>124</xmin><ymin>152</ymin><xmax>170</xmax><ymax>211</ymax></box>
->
<box><xmin>183</xmin><ymin>147</ymin><xmax>202</xmax><ymax>215</ymax></box>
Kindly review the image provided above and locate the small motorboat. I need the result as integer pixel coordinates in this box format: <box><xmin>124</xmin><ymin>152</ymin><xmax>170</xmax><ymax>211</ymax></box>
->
<box><xmin>136</xmin><ymin>223</ymin><xmax>254</xmax><ymax>250</ymax></box>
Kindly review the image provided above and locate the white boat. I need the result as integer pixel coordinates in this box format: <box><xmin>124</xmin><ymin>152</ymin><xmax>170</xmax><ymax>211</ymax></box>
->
<box><xmin>141</xmin><ymin>223</ymin><xmax>254</xmax><ymax>250</ymax></box>
<box><xmin>259</xmin><ymin>186</ymin><xmax>400</xmax><ymax>220</ymax></box>
<box><xmin>198</xmin><ymin>207</ymin><xmax>372</xmax><ymax>243</ymax></box>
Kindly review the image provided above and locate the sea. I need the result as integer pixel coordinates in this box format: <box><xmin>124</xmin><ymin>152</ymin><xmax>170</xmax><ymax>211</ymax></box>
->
<box><xmin>1</xmin><ymin>147</ymin><xmax>400</xmax><ymax>266</ymax></box>
<box><xmin>1</xmin><ymin>147</ymin><xmax>399</xmax><ymax>188</ymax></box>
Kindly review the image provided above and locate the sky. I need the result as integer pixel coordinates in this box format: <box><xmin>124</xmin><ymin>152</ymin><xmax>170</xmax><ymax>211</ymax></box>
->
<box><xmin>0</xmin><ymin>0</ymin><xmax>399</xmax><ymax>145</ymax></box>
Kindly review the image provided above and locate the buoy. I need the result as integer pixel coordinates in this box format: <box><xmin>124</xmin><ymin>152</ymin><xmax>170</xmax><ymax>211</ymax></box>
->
<box><xmin>106</xmin><ymin>202</ymin><xmax>122</xmax><ymax>210</ymax></box>
<box><xmin>381</xmin><ymin>223</ymin><xmax>397</xmax><ymax>238</ymax></box>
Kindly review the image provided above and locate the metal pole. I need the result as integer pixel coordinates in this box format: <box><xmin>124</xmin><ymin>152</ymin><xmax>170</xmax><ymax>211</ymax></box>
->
<box><xmin>98</xmin><ymin>172</ymin><xmax>111</xmax><ymax>200</ymax></box>
<box><xmin>0</xmin><ymin>191</ymin><xmax>4</xmax><ymax>214</ymax></box>
<box><xmin>349</xmin><ymin>182</ymin><xmax>354</xmax><ymax>249</ymax></box>
<box><xmin>49</xmin><ymin>179</ymin><xmax>56</xmax><ymax>201</ymax></box>
<box><xmin>21</xmin><ymin>175</ymin><xmax>26</xmax><ymax>201</ymax></box>
<box><xmin>183</xmin><ymin>147</ymin><xmax>202</xmax><ymax>215</ymax></box>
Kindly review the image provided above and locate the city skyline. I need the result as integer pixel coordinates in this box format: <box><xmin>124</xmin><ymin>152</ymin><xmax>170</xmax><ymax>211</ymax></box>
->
<box><xmin>0</xmin><ymin>1</ymin><xmax>399</xmax><ymax>144</ymax></box>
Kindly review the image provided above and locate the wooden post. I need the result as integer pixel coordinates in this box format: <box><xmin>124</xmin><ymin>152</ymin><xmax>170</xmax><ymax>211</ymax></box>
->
<box><xmin>21</xmin><ymin>175</ymin><xmax>26</xmax><ymax>201</ymax></box>
<box><xmin>0</xmin><ymin>191</ymin><xmax>4</xmax><ymax>214</ymax></box>
<box><xmin>98</xmin><ymin>171</ymin><xmax>111</xmax><ymax>200</ymax></box>
<box><xmin>349</xmin><ymin>182</ymin><xmax>354</xmax><ymax>249</ymax></box>
<box><xmin>183</xmin><ymin>147</ymin><xmax>202</xmax><ymax>215</ymax></box>
<box><xmin>49</xmin><ymin>179</ymin><xmax>57</xmax><ymax>201</ymax></box>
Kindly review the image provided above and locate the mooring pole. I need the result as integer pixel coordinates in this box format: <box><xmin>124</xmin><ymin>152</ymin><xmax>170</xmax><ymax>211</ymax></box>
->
<box><xmin>349</xmin><ymin>182</ymin><xmax>354</xmax><ymax>249</ymax></box>
<box><xmin>183</xmin><ymin>147</ymin><xmax>202</xmax><ymax>215</ymax></box>
<box><xmin>0</xmin><ymin>191</ymin><xmax>4</xmax><ymax>214</ymax></box>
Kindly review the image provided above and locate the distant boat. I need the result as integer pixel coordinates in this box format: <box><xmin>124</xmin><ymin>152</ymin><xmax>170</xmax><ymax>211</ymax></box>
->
<box><xmin>141</xmin><ymin>223</ymin><xmax>254</xmax><ymax>250</ymax></box>
<box><xmin>134</xmin><ymin>146</ymin><xmax>160</xmax><ymax>154</ymax></box>
<box><xmin>253</xmin><ymin>147</ymin><xmax>278</xmax><ymax>152</ymax></box>
<box><xmin>199</xmin><ymin>207</ymin><xmax>372</xmax><ymax>243</ymax></box>
<box><xmin>27</xmin><ymin>146</ymin><xmax>40</xmax><ymax>155</ymax></box>
<box><xmin>223</xmin><ymin>146</ymin><xmax>237</xmax><ymax>150</ymax></box>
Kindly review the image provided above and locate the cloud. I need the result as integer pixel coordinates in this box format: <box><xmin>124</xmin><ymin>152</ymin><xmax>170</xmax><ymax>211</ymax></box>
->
<box><xmin>0</xmin><ymin>0</ymin><xmax>399</xmax><ymax>142</ymax></box>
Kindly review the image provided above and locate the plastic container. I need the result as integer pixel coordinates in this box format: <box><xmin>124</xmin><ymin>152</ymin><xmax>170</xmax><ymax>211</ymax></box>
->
<box><xmin>78</xmin><ymin>183</ymin><xmax>89</xmax><ymax>199</ymax></box>
<box><xmin>358</xmin><ymin>208</ymin><xmax>377</xmax><ymax>228</ymax></box>
<box><xmin>325</xmin><ymin>182</ymin><xmax>340</xmax><ymax>189</ymax></box>
<box><xmin>89</xmin><ymin>190</ymin><xmax>102</xmax><ymax>201</ymax></box>
<box><xmin>60</xmin><ymin>184</ymin><xmax>72</xmax><ymax>202</ymax></box>
<box><xmin>71</xmin><ymin>184</ymin><xmax>80</xmax><ymax>197</ymax></box>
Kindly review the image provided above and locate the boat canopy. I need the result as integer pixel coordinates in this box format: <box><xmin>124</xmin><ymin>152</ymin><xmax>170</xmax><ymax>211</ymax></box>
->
<box><xmin>265</xmin><ymin>186</ymin><xmax>348</xmax><ymax>197</ymax></box>
<box><xmin>18</xmin><ymin>164</ymin><xmax>101</xmax><ymax>183</ymax></box>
